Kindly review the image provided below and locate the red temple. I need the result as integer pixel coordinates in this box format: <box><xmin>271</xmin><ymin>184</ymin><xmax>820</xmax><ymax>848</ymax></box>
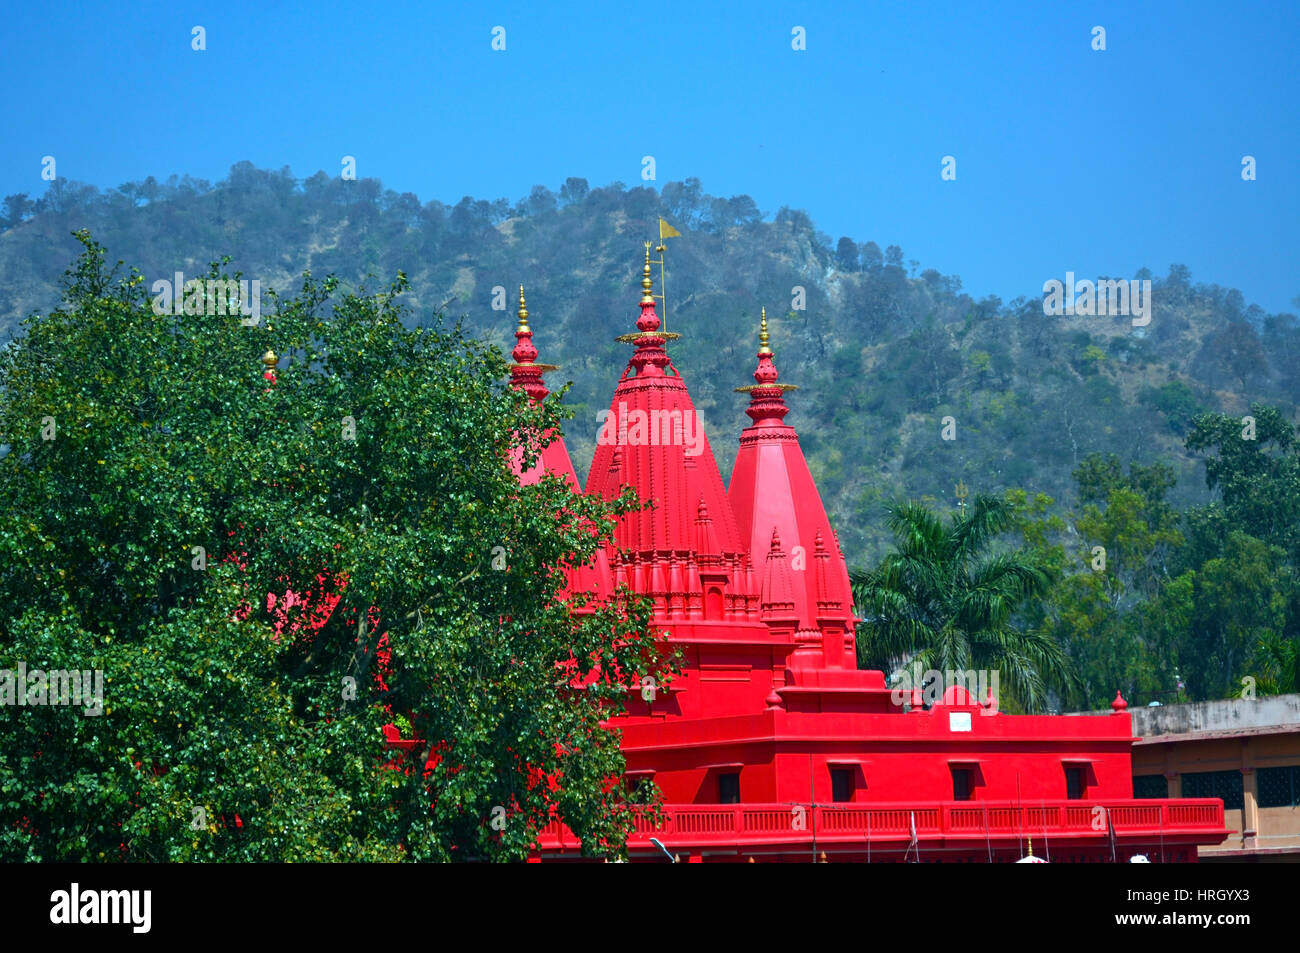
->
<box><xmin>506</xmin><ymin>251</ymin><xmax>1228</xmax><ymax>862</ymax></box>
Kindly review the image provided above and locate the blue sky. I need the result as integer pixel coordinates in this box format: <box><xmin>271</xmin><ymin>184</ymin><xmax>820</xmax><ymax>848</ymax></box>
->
<box><xmin>2</xmin><ymin>0</ymin><xmax>1297</xmax><ymax>312</ymax></box>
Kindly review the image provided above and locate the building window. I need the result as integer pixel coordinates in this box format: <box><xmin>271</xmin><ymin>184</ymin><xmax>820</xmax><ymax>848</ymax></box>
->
<box><xmin>951</xmin><ymin>767</ymin><xmax>974</xmax><ymax>801</ymax></box>
<box><xmin>1065</xmin><ymin>766</ymin><xmax>1086</xmax><ymax>800</ymax></box>
<box><xmin>1180</xmin><ymin>769</ymin><xmax>1244</xmax><ymax>810</ymax></box>
<box><xmin>1258</xmin><ymin>766</ymin><xmax>1300</xmax><ymax>808</ymax></box>
<box><xmin>1133</xmin><ymin>775</ymin><xmax>1168</xmax><ymax>799</ymax></box>
<box><xmin>830</xmin><ymin>768</ymin><xmax>854</xmax><ymax>803</ymax></box>
<box><xmin>718</xmin><ymin>772</ymin><xmax>741</xmax><ymax>804</ymax></box>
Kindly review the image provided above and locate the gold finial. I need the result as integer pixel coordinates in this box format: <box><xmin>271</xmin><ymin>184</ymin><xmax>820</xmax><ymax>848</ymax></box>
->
<box><xmin>758</xmin><ymin>307</ymin><xmax>772</xmax><ymax>355</ymax></box>
<box><xmin>261</xmin><ymin>349</ymin><xmax>277</xmax><ymax>370</ymax></box>
<box><xmin>641</xmin><ymin>242</ymin><xmax>655</xmax><ymax>305</ymax></box>
<box><xmin>517</xmin><ymin>284</ymin><xmax>530</xmax><ymax>332</ymax></box>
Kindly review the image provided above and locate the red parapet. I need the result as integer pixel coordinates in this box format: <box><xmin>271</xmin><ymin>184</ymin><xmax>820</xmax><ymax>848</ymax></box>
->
<box><xmin>533</xmin><ymin>798</ymin><xmax>1228</xmax><ymax>861</ymax></box>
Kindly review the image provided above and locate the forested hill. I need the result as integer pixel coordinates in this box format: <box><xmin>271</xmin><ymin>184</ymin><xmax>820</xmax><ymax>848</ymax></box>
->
<box><xmin>2</xmin><ymin>165</ymin><xmax>1297</xmax><ymax>563</ymax></box>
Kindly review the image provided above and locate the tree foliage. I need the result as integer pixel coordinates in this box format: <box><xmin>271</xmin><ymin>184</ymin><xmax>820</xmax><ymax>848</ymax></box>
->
<box><xmin>849</xmin><ymin>494</ymin><xmax>1074</xmax><ymax>711</ymax></box>
<box><xmin>0</xmin><ymin>233</ymin><xmax>674</xmax><ymax>861</ymax></box>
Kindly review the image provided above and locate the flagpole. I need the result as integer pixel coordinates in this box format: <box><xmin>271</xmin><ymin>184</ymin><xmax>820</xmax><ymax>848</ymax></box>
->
<box><xmin>655</xmin><ymin>217</ymin><xmax>680</xmax><ymax>333</ymax></box>
<box><xmin>655</xmin><ymin>239</ymin><xmax>668</xmax><ymax>333</ymax></box>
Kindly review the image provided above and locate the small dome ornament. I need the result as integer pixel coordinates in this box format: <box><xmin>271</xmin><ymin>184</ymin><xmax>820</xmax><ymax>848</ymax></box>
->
<box><xmin>261</xmin><ymin>349</ymin><xmax>278</xmax><ymax>382</ymax></box>
<box><xmin>1016</xmin><ymin>835</ymin><xmax>1048</xmax><ymax>863</ymax></box>
<box><xmin>640</xmin><ymin>242</ymin><xmax>655</xmax><ymax>306</ymax></box>
<box><xmin>516</xmin><ymin>284</ymin><xmax>531</xmax><ymax>335</ymax></box>
<box><xmin>1111</xmin><ymin>690</ymin><xmax>1128</xmax><ymax>713</ymax></box>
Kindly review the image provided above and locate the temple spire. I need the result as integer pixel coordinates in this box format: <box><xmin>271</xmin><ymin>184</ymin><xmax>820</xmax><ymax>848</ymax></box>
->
<box><xmin>735</xmin><ymin>307</ymin><xmax>797</xmax><ymax>426</ymax></box>
<box><xmin>509</xmin><ymin>284</ymin><xmax>557</xmax><ymax>402</ymax></box>
<box><xmin>616</xmin><ymin>243</ymin><xmax>680</xmax><ymax>376</ymax></box>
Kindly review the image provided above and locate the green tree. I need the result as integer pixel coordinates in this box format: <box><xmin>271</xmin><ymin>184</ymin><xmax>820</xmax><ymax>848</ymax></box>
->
<box><xmin>1072</xmin><ymin>454</ymin><xmax>1183</xmax><ymax>605</ymax></box>
<box><xmin>849</xmin><ymin>494</ymin><xmax>1073</xmax><ymax>711</ymax></box>
<box><xmin>1038</xmin><ymin>454</ymin><xmax>1183</xmax><ymax>707</ymax></box>
<box><xmin>1257</xmin><ymin>629</ymin><xmax>1300</xmax><ymax>694</ymax></box>
<box><xmin>1159</xmin><ymin>533</ymin><xmax>1294</xmax><ymax>700</ymax></box>
<box><xmin>1184</xmin><ymin>404</ymin><xmax>1300</xmax><ymax>562</ymax></box>
<box><xmin>0</xmin><ymin>233</ymin><xmax>674</xmax><ymax>861</ymax></box>
<box><xmin>1174</xmin><ymin>406</ymin><xmax>1300</xmax><ymax>698</ymax></box>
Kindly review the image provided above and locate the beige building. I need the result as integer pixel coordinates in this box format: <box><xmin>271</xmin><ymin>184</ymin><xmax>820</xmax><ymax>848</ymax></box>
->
<box><xmin>1129</xmin><ymin>694</ymin><xmax>1300</xmax><ymax>862</ymax></box>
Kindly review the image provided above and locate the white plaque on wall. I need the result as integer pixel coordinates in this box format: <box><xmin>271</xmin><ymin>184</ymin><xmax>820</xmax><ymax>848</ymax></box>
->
<box><xmin>949</xmin><ymin>711</ymin><xmax>972</xmax><ymax>732</ymax></box>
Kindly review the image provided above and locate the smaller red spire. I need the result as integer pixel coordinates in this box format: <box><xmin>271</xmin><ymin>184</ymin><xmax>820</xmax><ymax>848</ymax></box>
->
<box><xmin>509</xmin><ymin>285</ymin><xmax>557</xmax><ymax>402</ymax></box>
<box><xmin>685</xmin><ymin>556</ymin><xmax>703</xmax><ymax>619</ymax></box>
<box><xmin>760</xmin><ymin>527</ymin><xmax>797</xmax><ymax>619</ymax></box>
<box><xmin>743</xmin><ymin>553</ymin><xmax>759</xmax><ymax>620</ymax></box>
<box><xmin>668</xmin><ymin>556</ymin><xmax>685</xmax><ymax>617</ymax></box>
<box><xmin>613</xmin><ymin>553</ymin><xmax>629</xmax><ymax>593</ymax></box>
<box><xmin>694</xmin><ymin>497</ymin><xmax>720</xmax><ymax>558</ymax></box>
<box><xmin>813</xmin><ymin>529</ymin><xmax>841</xmax><ymax>614</ymax></box>
<box><xmin>1111</xmin><ymin>690</ymin><xmax>1128</xmax><ymax>713</ymax></box>
<box><xmin>735</xmin><ymin>308</ymin><xmax>797</xmax><ymax>426</ymax></box>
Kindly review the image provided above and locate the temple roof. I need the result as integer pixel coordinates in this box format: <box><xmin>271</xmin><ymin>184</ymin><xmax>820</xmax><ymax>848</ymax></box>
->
<box><xmin>585</xmin><ymin>246</ymin><xmax>748</xmax><ymax>569</ymax></box>
<box><xmin>506</xmin><ymin>286</ymin><xmax>609</xmax><ymax>601</ymax></box>
<box><xmin>727</xmin><ymin>309</ymin><xmax>857</xmax><ymax>663</ymax></box>
<box><xmin>508</xmin><ymin>285</ymin><xmax>580</xmax><ymax>492</ymax></box>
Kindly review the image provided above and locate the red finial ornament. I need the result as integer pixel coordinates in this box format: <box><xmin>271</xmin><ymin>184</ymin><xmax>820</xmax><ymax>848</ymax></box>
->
<box><xmin>618</xmin><ymin>243</ymin><xmax>679</xmax><ymax>377</ymax></box>
<box><xmin>1111</xmin><ymin>690</ymin><xmax>1128</xmax><ymax>712</ymax></box>
<box><xmin>509</xmin><ymin>285</ymin><xmax>557</xmax><ymax>402</ymax></box>
<box><xmin>736</xmin><ymin>308</ymin><xmax>796</xmax><ymax>426</ymax></box>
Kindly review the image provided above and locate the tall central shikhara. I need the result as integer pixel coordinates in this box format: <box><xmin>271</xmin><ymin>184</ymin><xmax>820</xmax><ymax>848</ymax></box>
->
<box><xmin>508</xmin><ymin>244</ymin><xmax>868</xmax><ymax>723</ymax></box>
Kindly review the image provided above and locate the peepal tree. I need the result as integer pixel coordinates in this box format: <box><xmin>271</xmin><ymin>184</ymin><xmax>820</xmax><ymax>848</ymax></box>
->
<box><xmin>0</xmin><ymin>232</ymin><xmax>673</xmax><ymax>861</ymax></box>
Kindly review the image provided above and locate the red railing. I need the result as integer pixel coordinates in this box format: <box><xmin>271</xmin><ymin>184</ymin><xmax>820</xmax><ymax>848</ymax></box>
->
<box><xmin>535</xmin><ymin>798</ymin><xmax>1226</xmax><ymax>851</ymax></box>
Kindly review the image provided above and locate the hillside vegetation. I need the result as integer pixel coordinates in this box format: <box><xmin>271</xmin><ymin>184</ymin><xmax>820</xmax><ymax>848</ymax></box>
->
<box><xmin>3</xmin><ymin>167</ymin><xmax>1298</xmax><ymax>706</ymax></box>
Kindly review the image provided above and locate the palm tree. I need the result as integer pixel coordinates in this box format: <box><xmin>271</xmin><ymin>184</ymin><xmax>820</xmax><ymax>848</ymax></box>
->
<box><xmin>849</xmin><ymin>494</ymin><xmax>1075</xmax><ymax>711</ymax></box>
<box><xmin>1257</xmin><ymin>631</ymin><xmax>1300</xmax><ymax>695</ymax></box>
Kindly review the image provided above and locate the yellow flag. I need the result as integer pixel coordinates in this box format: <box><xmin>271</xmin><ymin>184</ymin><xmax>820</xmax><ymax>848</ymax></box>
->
<box><xmin>659</xmin><ymin>217</ymin><xmax>682</xmax><ymax>240</ymax></box>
